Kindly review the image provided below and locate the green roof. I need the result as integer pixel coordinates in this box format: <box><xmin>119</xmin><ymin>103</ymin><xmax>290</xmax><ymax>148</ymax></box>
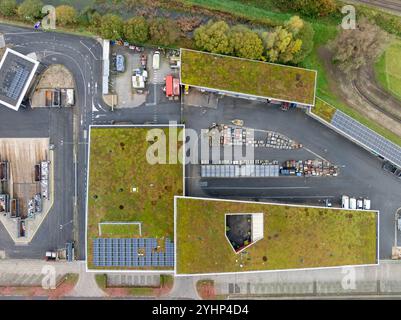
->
<box><xmin>175</xmin><ymin>197</ymin><xmax>378</xmax><ymax>274</ymax></box>
<box><xmin>180</xmin><ymin>49</ymin><xmax>317</xmax><ymax>106</ymax></box>
<box><xmin>87</xmin><ymin>126</ymin><xmax>184</xmax><ymax>270</ymax></box>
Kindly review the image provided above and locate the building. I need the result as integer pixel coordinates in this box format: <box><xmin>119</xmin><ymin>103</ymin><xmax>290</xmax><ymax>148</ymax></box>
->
<box><xmin>180</xmin><ymin>48</ymin><xmax>317</xmax><ymax>107</ymax></box>
<box><xmin>0</xmin><ymin>48</ymin><xmax>39</xmax><ymax>111</ymax></box>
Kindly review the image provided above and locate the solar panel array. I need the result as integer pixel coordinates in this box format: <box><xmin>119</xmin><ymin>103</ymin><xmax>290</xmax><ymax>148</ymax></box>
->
<box><xmin>331</xmin><ymin>110</ymin><xmax>401</xmax><ymax>168</ymax></box>
<box><xmin>201</xmin><ymin>164</ymin><xmax>280</xmax><ymax>178</ymax></box>
<box><xmin>6</xmin><ymin>64</ymin><xmax>30</xmax><ymax>100</ymax></box>
<box><xmin>93</xmin><ymin>238</ymin><xmax>174</xmax><ymax>268</ymax></box>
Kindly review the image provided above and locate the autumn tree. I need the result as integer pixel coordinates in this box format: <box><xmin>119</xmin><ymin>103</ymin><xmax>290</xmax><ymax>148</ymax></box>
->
<box><xmin>261</xmin><ymin>26</ymin><xmax>302</xmax><ymax>63</ymax></box>
<box><xmin>17</xmin><ymin>0</ymin><xmax>43</xmax><ymax>22</ymax></box>
<box><xmin>123</xmin><ymin>16</ymin><xmax>149</xmax><ymax>44</ymax></box>
<box><xmin>331</xmin><ymin>18</ymin><xmax>391</xmax><ymax>79</ymax></box>
<box><xmin>194</xmin><ymin>21</ymin><xmax>233</xmax><ymax>55</ymax></box>
<box><xmin>229</xmin><ymin>25</ymin><xmax>264</xmax><ymax>60</ymax></box>
<box><xmin>0</xmin><ymin>0</ymin><xmax>17</xmax><ymax>17</ymax></box>
<box><xmin>55</xmin><ymin>5</ymin><xmax>77</xmax><ymax>26</ymax></box>
<box><xmin>99</xmin><ymin>14</ymin><xmax>124</xmax><ymax>40</ymax></box>
<box><xmin>148</xmin><ymin>18</ymin><xmax>179</xmax><ymax>46</ymax></box>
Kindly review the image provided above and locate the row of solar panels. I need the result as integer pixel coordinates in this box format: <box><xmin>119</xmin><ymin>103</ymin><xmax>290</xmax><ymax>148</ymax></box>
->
<box><xmin>7</xmin><ymin>67</ymin><xmax>30</xmax><ymax>100</ymax></box>
<box><xmin>201</xmin><ymin>164</ymin><xmax>280</xmax><ymax>178</ymax></box>
<box><xmin>331</xmin><ymin>110</ymin><xmax>401</xmax><ymax>168</ymax></box>
<box><xmin>93</xmin><ymin>238</ymin><xmax>174</xmax><ymax>268</ymax></box>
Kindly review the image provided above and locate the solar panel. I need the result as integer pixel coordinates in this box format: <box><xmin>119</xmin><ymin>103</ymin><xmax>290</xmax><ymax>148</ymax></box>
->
<box><xmin>93</xmin><ymin>238</ymin><xmax>175</xmax><ymax>268</ymax></box>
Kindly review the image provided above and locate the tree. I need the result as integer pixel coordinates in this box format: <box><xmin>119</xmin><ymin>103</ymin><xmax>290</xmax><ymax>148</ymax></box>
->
<box><xmin>194</xmin><ymin>21</ymin><xmax>233</xmax><ymax>55</ymax></box>
<box><xmin>292</xmin><ymin>21</ymin><xmax>315</xmax><ymax>64</ymax></box>
<box><xmin>148</xmin><ymin>18</ymin><xmax>179</xmax><ymax>46</ymax></box>
<box><xmin>55</xmin><ymin>5</ymin><xmax>77</xmax><ymax>26</ymax></box>
<box><xmin>99</xmin><ymin>14</ymin><xmax>124</xmax><ymax>40</ymax></box>
<box><xmin>331</xmin><ymin>18</ymin><xmax>391</xmax><ymax>79</ymax></box>
<box><xmin>285</xmin><ymin>16</ymin><xmax>304</xmax><ymax>35</ymax></box>
<box><xmin>123</xmin><ymin>16</ymin><xmax>149</xmax><ymax>44</ymax></box>
<box><xmin>273</xmin><ymin>0</ymin><xmax>337</xmax><ymax>17</ymax></box>
<box><xmin>229</xmin><ymin>25</ymin><xmax>264</xmax><ymax>60</ymax></box>
<box><xmin>17</xmin><ymin>0</ymin><xmax>43</xmax><ymax>22</ymax></box>
<box><xmin>261</xmin><ymin>26</ymin><xmax>302</xmax><ymax>63</ymax></box>
<box><xmin>0</xmin><ymin>0</ymin><xmax>17</xmax><ymax>17</ymax></box>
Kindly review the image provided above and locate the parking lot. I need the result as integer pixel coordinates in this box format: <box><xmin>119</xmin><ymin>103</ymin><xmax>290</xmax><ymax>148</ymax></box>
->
<box><xmin>110</xmin><ymin>46</ymin><xmax>180</xmax><ymax>109</ymax></box>
<box><xmin>182</xmin><ymin>93</ymin><xmax>401</xmax><ymax>258</ymax></box>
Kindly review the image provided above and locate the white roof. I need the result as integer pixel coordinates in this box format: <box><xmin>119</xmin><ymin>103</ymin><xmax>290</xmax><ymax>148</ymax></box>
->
<box><xmin>0</xmin><ymin>48</ymin><xmax>39</xmax><ymax>111</ymax></box>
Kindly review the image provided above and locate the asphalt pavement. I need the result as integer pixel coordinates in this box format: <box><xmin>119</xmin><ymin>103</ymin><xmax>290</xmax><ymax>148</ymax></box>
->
<box><xmin>183</xmin><ymin>98</ymin><xmax>401</xmax><ymax>259</ymax></box>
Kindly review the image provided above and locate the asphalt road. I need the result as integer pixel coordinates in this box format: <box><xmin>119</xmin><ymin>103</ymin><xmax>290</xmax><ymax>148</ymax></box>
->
<box><xmin>183</xmin><ymin>98</ymin><xmax>401</xmax><ymax>259</ymax></box>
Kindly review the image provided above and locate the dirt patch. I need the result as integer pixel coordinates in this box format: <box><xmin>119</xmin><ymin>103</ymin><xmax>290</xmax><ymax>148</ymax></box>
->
<box><xmin>318</xmin><ymin>46</ymin><xmax>401</xmax><ymax>137</ymax></box>
<box><xmin>36</xmin><ymin>64</ymin><xmax>75</xmax><ymax>89</ymax></box>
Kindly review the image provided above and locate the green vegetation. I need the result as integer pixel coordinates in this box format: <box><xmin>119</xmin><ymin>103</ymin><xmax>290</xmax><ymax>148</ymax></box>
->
<box><xmin>95</xmin><ymin>274</ymin><xmax>107</xmax><ymax>290</ymax></box>
<box><xmin>176</xmin><ymin>198</ymin><xmax>378</xmax><ymax>274</ymax></box>
<box><xmin>87</xmin><ymin>127</ymin><xmax>183</xmax><ymax>269</ymax></box>
<box><xmin>193</xmin><ymin>16</ymin><xmax>313</xmax><ymax>64</ymax></box>
<box><xmin>99</xmin><ymin>223</ymin><xmax>141</xmax><ymax>238</ymax></box>
<box><xmin>55</xmin><ymin>5</ymin><xmax>77</xmax><ymax>26</ymax></box>
<box><xmin>0</xmin><ymin>0</ymin><xmax>17</xmax><ymax>17</ymax></box>
<box><xmin>148</xmin><ymin>18</ymin><xmax>180</xmax><ymax>46</ymax></box>
<box><xmin>123</xmin><ymin>16</ymin><xmax>149</xmax><ymax>44</ymax></box>
<box><xmin>98</xmin><ymin>13</ymin><xmax>123</xmax><ymax>40</ymax></box>
<box><xmin>181</xmin><ymin>49</ymin><xmax>316</xmax><ymax>105</ymax></box>
<box><xmin>312</xmin><ymin>98</ymin><xmax>336</xmax><ymax>122</ymax></box>
<box><xmin>374</xmin><ymin>39</ymin><xmax>401</xmax><ymax>101</ymax></box>
<box><xmin>17</xmin><ymin>0</ymin><xmax>43</xmax><ymax>22</ymax></box>
<box><xmin>272</xmin><ymin>0</ymin><xmax>337</xmax><ymax>17</ymax></box>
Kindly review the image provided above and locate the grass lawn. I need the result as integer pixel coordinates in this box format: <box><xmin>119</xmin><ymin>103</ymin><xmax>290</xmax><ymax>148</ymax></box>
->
<box><xmin>99</xmin><ymin>223</ymin><xmax>141</xmax><ymax>238</ymax></box>
<box><xmin>87</xmin><ymin>126</ymin><xmax>184</xmax><ymax>269</ymax></box>
<box><xmin>375</xmin><ymin>39</ymin><xmax>401</xmax><ymax>101</ymax></box>
<box><xmin>181</xmin><ymin>49</ymin><xmax>317</xmax><ymax>106</ymax></box>
<box><xmin>312</xmin><ymin>98</ymin><xmax>337</xmax><ymax>122</ymax></box>
<box><xmin>176</xmin><ymin>197</ymin><xmax>378</xmax><ymax>274</ymax></box>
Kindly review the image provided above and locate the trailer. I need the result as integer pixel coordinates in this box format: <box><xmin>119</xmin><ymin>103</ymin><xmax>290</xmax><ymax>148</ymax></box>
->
<box><xmin>10</xmin><ymin>199</ymin><xmax>19</xmax><ymax>218</ymax></box>
<box><xmin>0</xmin><ymin>161</ymin><xmax>8</xmax><ymax>181</ymax></box>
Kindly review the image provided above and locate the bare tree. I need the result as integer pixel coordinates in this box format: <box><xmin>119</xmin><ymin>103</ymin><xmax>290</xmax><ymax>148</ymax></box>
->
<box><xmin>331</xmin><ymin>18</ymin><xmax>391</xmax><ymax>80</ymax></box>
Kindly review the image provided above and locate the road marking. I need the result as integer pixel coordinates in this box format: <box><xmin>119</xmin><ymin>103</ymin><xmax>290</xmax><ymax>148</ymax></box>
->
<box><xmin>80</xmin><ymin>40</ymin><xmax>98</xmax><ymax>60</ymax></box>
<box><xmin>304</xmin><ymin>147</ymin><xmax>331</xmax><ymax>163</ymax></box>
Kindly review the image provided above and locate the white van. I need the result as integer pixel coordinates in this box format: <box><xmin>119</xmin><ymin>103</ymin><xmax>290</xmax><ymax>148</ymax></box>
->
<box><xmin>153</xmin><ymin>51</ymin><xmax>160</xmax><ymax>70</ymax></box>
<box><xmin>341</xmin><ymin>195</ymin><xmax>349</xmax><ymax>209</ymax></box>
<box><xmin>349</xmin><ymin>197</ymin><xmax>357</xmax><ymax>210</ymax></box>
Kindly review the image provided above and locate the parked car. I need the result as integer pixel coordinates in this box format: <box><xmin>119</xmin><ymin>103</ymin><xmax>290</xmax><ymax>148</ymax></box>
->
<box><xmin>153</xmin><ymin>51</ymin><xmax>160</xmax><ymax>70</ymax></box>
<box><xmin>325</xmin><ymin>199</ymin><xmax>332</xmax><ymax>207</ymax></box>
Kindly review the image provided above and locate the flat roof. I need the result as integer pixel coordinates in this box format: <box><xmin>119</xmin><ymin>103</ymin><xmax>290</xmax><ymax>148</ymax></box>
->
<box><xmin>0</xmin><ymin>48</ymin><xmax>39</xmax><ymax>111</ymax></box>
<box><xmin>180</xmin><ymin>49</ymin><xmax>317</xmax><ymax>106</ymax></box>
<box><xmin>86</xmin><ymin>125</ymin><xmax>184</xmax><ymax>271</ymax></box>
<box><xmin>175</xmin><ymin>197</ymin><xmax>379</xmax><ymax>275</ymax></box>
